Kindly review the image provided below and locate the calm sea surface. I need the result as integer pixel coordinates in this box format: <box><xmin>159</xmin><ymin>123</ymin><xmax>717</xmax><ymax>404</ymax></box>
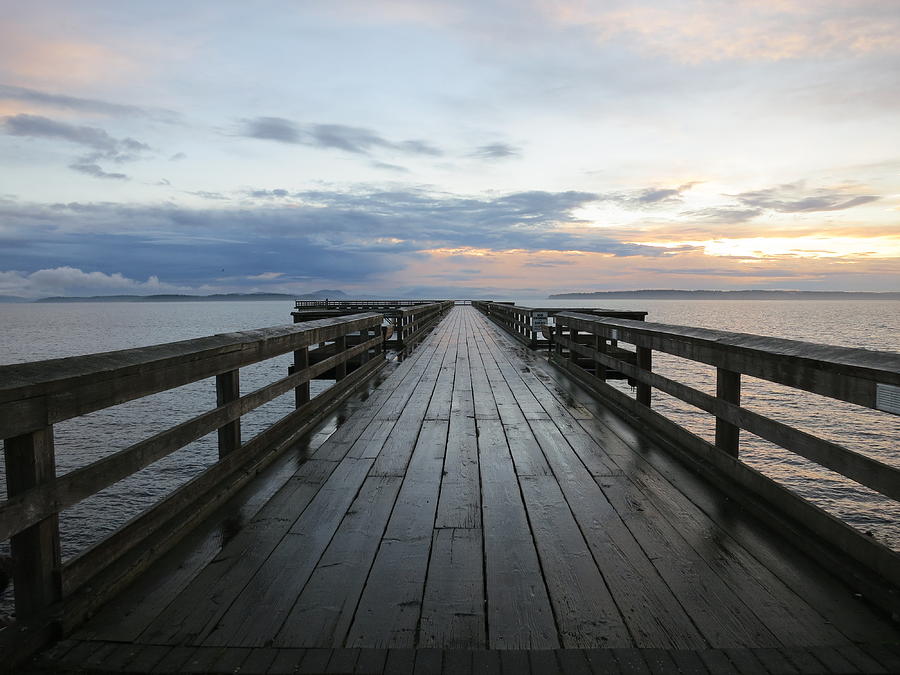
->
<box><xmin>1</xmin><ymin>299</ymin><xmax>898</xmax><ymax>577</ymax></box>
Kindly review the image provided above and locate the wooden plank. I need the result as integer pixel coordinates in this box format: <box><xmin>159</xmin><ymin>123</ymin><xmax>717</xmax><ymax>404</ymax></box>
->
<box><xmin>526</xmin><ymin>418</ymin><xmax>706</xmax><ymax>649</ymax></box>
<box><xmin>150</xmin><ymin>645</ymin><xmax>196</xmax><ymax>673</ymax></box>
<box><xmin>669</xmin><ymin>650</ymin><xmax>710</xmax><ymax>675</ymax></box>
<box><xmin>122</xmin><ymin>644</ymin><xmax>173</xmax><ymax>672</ymax></box>
<box><xmin>753</xmin><ymin>647</ymin><xmax>798</xmax><ymax>674</ymax></box>
<box><xmin>139</xmin><ymin>477</ymin><xmax>326</xmax><ymax>644</ymax></box>
<box><xmin>610</xmin><ymin>648</ymin><xmax>650</xmax><ymax>675</ymax></box>
<box><xmin>590</xmin><ymin>460</ymin><xmax>781</xmax><ymax>647</ymax></box>
<box><xmin>837</xmin><ymin>645</ymin><xmax>890</xmax><ymax>674</ymax></box>
<box><xmin>556</xmin><ymin>354</ymin><xmax>900</xmax><ymax>614</ymax></box>
<box><xmin>697</xmin><ymin>650</ymin><xmax>740</xmax><ymax>675</ymax></box>
<box><xmin>413</xmin><ymin>648</ymin><xmax>442</xmax><ymax>675</ymax></box>
<box><xmin>202</xmin><ymin>457</ymin><xmax>376</xmax><ymax>647</ymax></box>
<box><xmin>720</xmin><ymin>648</ymin><xmax>768</xmax><ymax>675</ymax></box>
<box><xmin>298</xmin><ymin>648</ymin><xmax>334</xmax><ymax>673</ymax></box>
<box><xmin>583</xmin><ymin>649</ymin><xmax>623</xmax><ymax>674</ymax></box>
<box><xmin>325</xmin><ymin>648</ymin><xmax>360</xmax><ymax>673</ymax></box>
<box><xmin>419</xmin><ymin>528</ymin><xmax>486</xmax><ymax>648</ymax></box>
<box><xmin>478</xmin><ymin>418</ymin><xmax>558</xmax><ymax>649</ymax></box>
<box><xmin>346</xmin><ymin>420</ymin><xmax>448</xmax><ymax>648</ymax></box>
<box><xmin>276</xmin><ymin>476</ymin><xmax>403</xmax><ymax>647</ymax></box>
<box><xmin>502</xmin><ymin>422</ymin><xmax>551</xmax><ymax>476</ymax></box>
<box><xmin>573</xmin><ymin>412</ymin><xmax>888</xmax><ymax>647</ymax></box>
<box><xmin>471</xmin><ymin>650</ymin><xmax>501</xmax><ymax>675</ymax></box>
<box><xmin>499</xmin><ymin>650</ymin><xmax>531</xmax><ymax>675</ymax></box>
<box><xmin>518</xmin><ymin>475</ymin><xmax>630</xmax><ymax>648</ymax></box>
<box><xmin>383</xmin><ymin>648</ymin><xmax>416</xmax><ymax>675</ymax></box>
<box><xmin>555</xmin><ymin>649</ymin><xmax>593</xmax><ymax>675</ymax></box>
<box><xmin>640</xmin><ymin>648</ymin><xmax>680</xmax><ymax>675</ymax></box>
<box><xmin>354</xmin><ymin>648</ymin><xmax>388</xmax><ymax>674</ymax></box>
<box><xmin>530</xmin><ymin>650</ymin><xmax>559</xmax><ymax>673</ymax></box>
<box><xmin>435</xmin><ymin>412</ymin><xmax>480</xmax><ymax>529</ymax></box>
<box><xmin>240</xmin><ymin>648</ymin><xmax>280</xmax><ymax>674</ymax></box>
<box><xmin>268</xmin><ymin>648</ymin><xmax>307</xmax><ymax>674</ymax></box>
<box><xmin>558</xmin><ymin>380</ymin><xmax>899</xmax><ymax>647</ymax></box>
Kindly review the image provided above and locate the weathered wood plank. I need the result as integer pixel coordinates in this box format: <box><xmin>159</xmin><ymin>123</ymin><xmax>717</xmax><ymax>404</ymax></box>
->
<box><xmin>276</xmin><ymin>476</ymin><xmax>403</xmax><ymax>647</ymax></box>
<box><xmin>434</xmin><ymin>410</ymin><xmax>480</xmax><ymax>529</ymax></box>
<box><xmin>202</xmin><ymin>457</ymin><xmax>376</xmax><ymax>646</ymax></box>
<box><xmin>526</xmin><ymin>419</ymin><xmax>706</xmax><ymax>650</ymax></box>
<box><xmin>419</xmin><ymin>528</ymin><xmax>486</xmax><ymax>648</ymax></box>
<box><xmin>518</xmin><ymin>475</ymin><xmax>630</xmax><ymax>648</ymax></box>
<box><xmin>478</xmin><ymin>418</ymin><xmax>557</xmax><ymax>649</ymax></box>
<box><xmin>346</xmin><ymin>420</ymin><xmax>448</xmax><ymax>648</ymax></box>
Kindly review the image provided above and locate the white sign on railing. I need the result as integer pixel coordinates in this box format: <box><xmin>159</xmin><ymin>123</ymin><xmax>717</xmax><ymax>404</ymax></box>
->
<box><xmin>532</xmin><ymin>312</ymin><xmax>548</xmax><ymax>328</ymax></box>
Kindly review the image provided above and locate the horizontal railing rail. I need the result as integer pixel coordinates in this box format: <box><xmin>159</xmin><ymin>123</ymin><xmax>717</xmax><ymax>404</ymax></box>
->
<box><xmin>472</xmin><ymin>301</ymin><xmax>647</xmax><ymax>348</ymax></box>
<box><xmin>0</xmin><ymin>313</ymin><xmax>387</xmax><ymax>651</ymax></box>
<box><xmin>294</xmin><ymin>299</ymin><xmax>444</xmax><ymax>309</ymax></box>
<box><xmin>546</xmin><ymin>312</ymin><xmax>900</xmax><ymax>609</ymax></box>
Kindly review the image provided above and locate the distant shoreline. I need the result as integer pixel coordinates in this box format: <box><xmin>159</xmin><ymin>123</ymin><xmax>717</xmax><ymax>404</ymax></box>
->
<box><xmin>549</xmin><ymin>290</ymin><xmax>900</xmax><ymax>300</ymax></box>
<box><xmin>0</xmin><ymin>291</ymin><xmax>346</xmax><ymax>304</ymax></box>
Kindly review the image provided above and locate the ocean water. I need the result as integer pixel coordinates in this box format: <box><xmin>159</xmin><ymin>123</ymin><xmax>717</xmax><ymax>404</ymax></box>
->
<box><xmin>0</xmin><ymin>299</ymin><xmax>898</xmax><ymax>578</ymax></box>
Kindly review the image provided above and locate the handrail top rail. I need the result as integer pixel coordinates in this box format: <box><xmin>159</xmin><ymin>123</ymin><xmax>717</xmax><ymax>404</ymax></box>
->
<box><xmin>474</xmin><ymin>300</ymin><xmax>648</xmax><ymax>317</ymax></box>
<box><xmin>396</xmin><ymin>301</ymin><xmax>454</xmax><ymax>316</ymax></box>
<box><xmin>557</xmin><ymin>311</ymin><xmax>900</xmax><ymax>384</ymax></box>
<box><xmin>0</xmin><ymin>312</ymin><xmax>383</xmax><ymax>402</ymax></box>
<box><xmin>294</xmin><ymin>299</ymin><xmax>442</xmax><ymax>308</ymax></box>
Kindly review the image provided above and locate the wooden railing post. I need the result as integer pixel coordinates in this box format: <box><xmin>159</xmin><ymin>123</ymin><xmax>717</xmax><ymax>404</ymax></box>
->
<box><xmin>216</xmin><ymin>370</ymin><xmax>241</xmax><ymax>457</ymax></box>
<box><xmin>4</xmin><ymin>427</ymin><xmax>62</xmax><ymax>626</ymax></box>
<box><xmin>294</xmin><ymin>346</ymin><xmax>310</xmax><ymax>407</ymax></box>
<box><xmin>335</xmin><ymin>334</ymin><xmax>348</xmax><ymax>380</ymax></box>
<box><xmin>359</xmin><ymin>328</ymin><xmax>371</xmax><ymax>365</ymax></box>
<box><xmin>595</xmin><ymin>334</ymin><xmax>607</xmax><ymax>381</ymax></box>
<box><xmin>636</xmin><ymin>346</ymin><xmax>652</xmax><ymax>407</ymax></box>
<box><xmin>715</xmin><ymin>368</ymin><xmax>741</xmax><ymax>457</ymax></box>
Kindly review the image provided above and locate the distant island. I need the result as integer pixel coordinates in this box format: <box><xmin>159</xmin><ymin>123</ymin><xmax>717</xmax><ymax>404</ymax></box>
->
<box><xmin>0</xmin><ymin>290</ymin><xmax>349</xmax><ymax>304</ymax></box>
<box><xmin>549</xmin><ymin>290</ymin><xmax>900</xmax><ymax>300</ymax></box>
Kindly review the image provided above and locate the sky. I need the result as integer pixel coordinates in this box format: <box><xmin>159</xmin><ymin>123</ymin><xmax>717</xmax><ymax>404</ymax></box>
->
<box><xmin>1</xmin><ymin>0</ymin><xmax>899</xmax><ymax>298</ymax></box>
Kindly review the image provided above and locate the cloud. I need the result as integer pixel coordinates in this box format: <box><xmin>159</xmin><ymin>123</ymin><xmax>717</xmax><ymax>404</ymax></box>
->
<box><xmin>241</xmin><ymin>116</ymin><xmax>301</xmax><ymax>143</ymax></box>
<box><xmin>734</xmin><ymin>183</ymin><xmax>879</xmax><ymax>212</ymax></box>
<box><xmin>603</xmin><ymin>181</ymin><xmax>700</xmax><ymax>208</ymax></box>
<box><xmin>0</xmin><ymin>83</ymin><xmax>179</xmax><ymax>122</ymax></box>
<box><xmin>370</xmin><ymin>161</ymin><xmax>409</xmax><ymax>172</ymax></box>
<box><xmin>2</xmin><ymin>113</ymin><xmax>151</xmax><ymax>179</ymax></box>
<box><xmin>0</xmin><ymin>266</ymin><xmax>176</xmax><ymax>298</ymax></box>
<box><xmin>68</xmin><ymin>162</ymin><xmax>128</xmax><ymax>180</ymax></box>
<box><xmin>470</xmin><ymin>142</ymin><xmax>521</xmax><ymax>159</ymax></box>
<box><xmin>246</xmin><ymin>272</ymin><xmax>285</xmax><ymax>280</ymax></box>
<box><xmin>239</xmin><ymin>117</ymin><xmax>443</xmax><ymax>156</ymax></box>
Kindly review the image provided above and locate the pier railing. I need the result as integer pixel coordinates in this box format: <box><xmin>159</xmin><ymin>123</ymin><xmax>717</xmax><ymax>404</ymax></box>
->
<box><xmin>472</xmin><ymin>301</ymin><xmax>647</xmax><ymax>348</ymax></box>
<box><xmin>0</xmin><ymin>313</ymin><xmax>386</xmax><ymax>653</ymax></box>
<box><xmin>395</xmin><ymin>301</ymin><xmax>454</xmax><ymax>348</ymax></box>
<box><xmin>547</xmin><ymin>312</ymin><xmax>900</xmax><ymax>613</ymax></box>
<box><xmin>292</xmin><ymin>300</ymin><xmax>453</xmax><ymax>349</ymax></box>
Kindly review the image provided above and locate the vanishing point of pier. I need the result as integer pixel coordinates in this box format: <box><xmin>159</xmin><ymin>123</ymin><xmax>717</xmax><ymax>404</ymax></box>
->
<box><xmin>2</xmin><ymin>302</ymin><xmax>899</xmax><ymax>674</ymax></box>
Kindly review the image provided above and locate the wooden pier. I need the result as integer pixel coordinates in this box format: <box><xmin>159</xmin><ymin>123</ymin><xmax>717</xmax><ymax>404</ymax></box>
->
<box><xmin>2</xmin><ymin>303</ymin><xmax>899</xmax><ymax>673</ymax></box>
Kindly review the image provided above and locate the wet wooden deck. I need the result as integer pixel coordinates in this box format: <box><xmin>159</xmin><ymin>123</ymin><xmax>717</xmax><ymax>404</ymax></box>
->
<box><xmin>34</xmin><ymin>307</ymin><xmax>900</xmax><ymax>673</ymax></box>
